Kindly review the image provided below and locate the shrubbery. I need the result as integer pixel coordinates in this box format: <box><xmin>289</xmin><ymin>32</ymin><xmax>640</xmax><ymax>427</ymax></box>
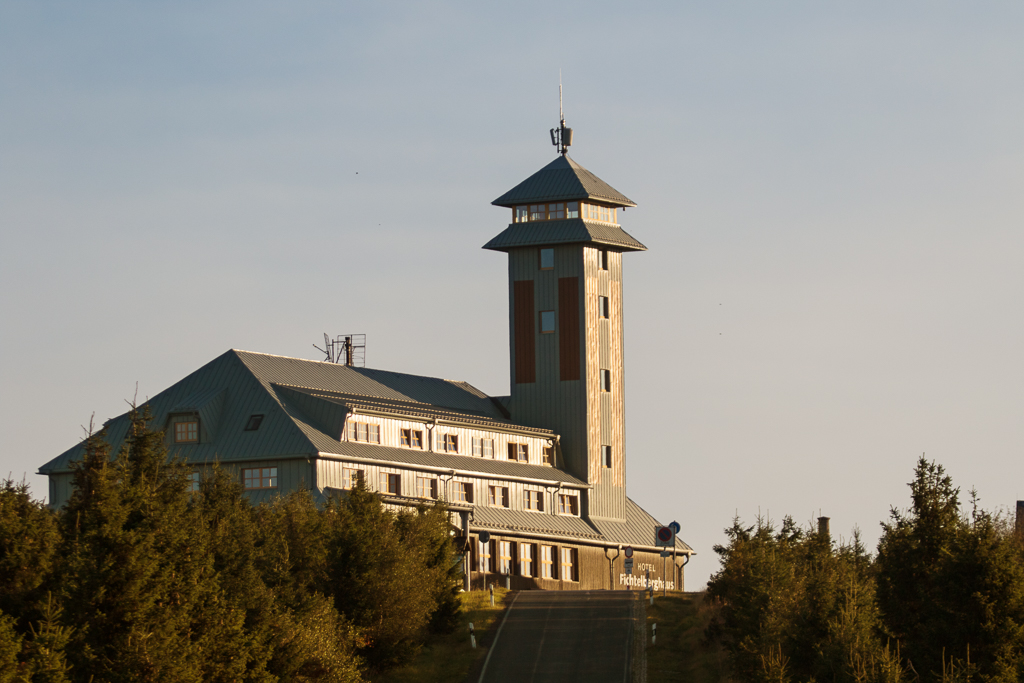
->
<box><xmin>706</xmin><ymin>457</ymin><xmax>1024</xmax><ymax>683</ymax></box>
<box><xmin>0</xmin><ymin>407</ymin><xmax>461</xmax><ymax>682</ymax></box>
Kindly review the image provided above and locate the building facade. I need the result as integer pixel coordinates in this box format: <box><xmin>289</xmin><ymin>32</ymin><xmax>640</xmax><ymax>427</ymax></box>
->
<box><xmin>39</xmin><ymin>127</ymin><xmax>693</xmax><ymax>592</ymax></box>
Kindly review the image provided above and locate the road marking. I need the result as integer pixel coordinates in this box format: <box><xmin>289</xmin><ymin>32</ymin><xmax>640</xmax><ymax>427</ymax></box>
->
<box><xmin>478</xmin><ymin>590</ymin><xmax>521</xmax><ymax>683</ymax></box>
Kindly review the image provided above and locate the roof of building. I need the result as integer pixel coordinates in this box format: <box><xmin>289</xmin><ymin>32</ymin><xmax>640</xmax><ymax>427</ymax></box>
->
<box><xmin>482</xmin><ymin>218</ymin><xmax>647</xmax><ymax>253</ymax></box>
<box><xmin>491</xmin><ymin>155</ymin><xmax>637</xmax><ymax>208</ymax></box>
<box><xmin>38</xmin><ymin>350</ymin><xmax>580</xmax><ymax>489</ymax></box>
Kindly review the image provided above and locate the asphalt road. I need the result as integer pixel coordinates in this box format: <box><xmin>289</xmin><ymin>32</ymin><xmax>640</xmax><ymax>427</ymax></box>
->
<box><xmin>478</xmin><ymin>590</ymin><xmax>636</xmax><ymax>683</ymax></box>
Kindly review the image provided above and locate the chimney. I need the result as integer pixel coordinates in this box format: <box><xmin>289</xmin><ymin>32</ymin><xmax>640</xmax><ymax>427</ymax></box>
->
<box><xmin>817</xmin><ymin>516</ymin><xmax>830</xmax><ymax>538</ymax></box>
<box><xmin>1016</xmin><ymin>502</ymin><xmax>1024</xmax><ymax>536</ymax></box>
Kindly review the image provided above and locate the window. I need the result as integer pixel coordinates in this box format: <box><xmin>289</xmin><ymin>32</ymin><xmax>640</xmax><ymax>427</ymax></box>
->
<box><xmin>440</xmin><ymin>433</ymin><xmax>459</xmax><ymax>453</ymax></box>
<box><xmin>566</xmin><ymin>201</ymin><xmax>579</xmax><ymax>219</ymax></box>
<box><xmin>599</xmin><ymin>295</ymin><xmax>609</xmax><ymax>319</ymax></box>
<box><xmin>525</xmin><ymin>489</ymin><xmax>544</xmax><ymax>512</ymax></box>
<box><xmin>478</xmin><ymin>539</ymin><xmax>493</xmax><ymax>572</ymax></box>
<box><xmin>497</xmin><ymin>541</ymin><xmax>512</xmax><ymax>574</ymax></box>
<box><xmin>244</xmin><ymin>414</ymin><xmax>264</xmax><ymax>431</ymax></box>
<box><xmin>187</xmin><ymin>471</ymin><xmax>200</xmax><ymax>492</ymax></box>
<box><xmin>174</xmin><ymin>420</ymin><xmax>199</xmax><ymax>443</ymax></box>
<box><xmin>243</xmin><ymin>467</ymin><xmax>277</xmax><ymax>490</ymax></box>
<box><xmin>454</xmin><ymin>481</ymin><xmax>473</xmax><ymax>503</ymax></box>
<box><xmin>560</xmin><ymin>547</ymin><xmax>579</xmax><ymax>581</ymax></box>
<box><xmin>601</xmin><ymin>369</ymin><xmax>611</xmax><ymax>392</ymax></box>
<box><xmin>543</xmin><ymin>445</ymin><xmax>554</xmax><ymax>465</ymax></box>
<box><xmin>343</xmin><ymin>468</ymin><xmax>364</xmax><ymax>489</ymax></box>
<box><xmin>584</xmin><ymin>204</ymin><xmax>616</xmax><ymax>224</ymax></box>
<box><xmin>416</xmin><ymin>476</ymin><xmax>438</xmax><ymax>499</ymax></box>
<box><xmin>348</xmin><ymin>422</ymin><xmax>380</xmax><ymax>444</ymax></box>
<box><xmin>602</xmin><ymin>445</ymin><xmax>612</xmax><ymax>468</ymax></box>
<box><xmin>539</xmin><ymin>248</ymin><xmax>554</xmax><ymax>270</ymax></box>
<box><xmin>540</xmin><ymin>309</ymin><xmax>557</xmax><ymax>333</ymax></box>
<box><xmin>489</xmin><ymin>485</ymin><xmax>509</xmax><ymax>508</ymax></box>
<box><xmin>507</xmin><ymin>443</ymin><xmax>528</xmax><ymax>462</ymax></box>
<box><xmin>472</xmin><ymin>437</ymin><xmax>494</xmax><ymax>457</ymax></box>
<box><xmin>541</xmin><ymin>545</ymin><xmax>555</xmax><ymax>579</ymax></box>
<box><xmin>380</xmin><ymin>473</ymin><xmax>400</xmax><ymax>495</ymax></box>
<box><xmin>519</xmin><ymin>543</ymin><xmax>535</xmax><ymax>577</ymax></box>
<box><xmin>599</xmin><ymin>248</ymin><xmax>609</xmax><ymax>270</ymax></box>
<box><xmin>400</xmin><ymin>428</ymin><xmax>424</xmax><ymax>449</ymax></box>
<box><xmin>558</xmin><ymin>494</ymin><xmax>579</xmax><ymax>516</ymax></box>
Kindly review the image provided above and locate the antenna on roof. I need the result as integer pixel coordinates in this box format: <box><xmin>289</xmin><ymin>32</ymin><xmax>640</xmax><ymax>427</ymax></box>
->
<box><xmin>313</xmin><ymin>334</ymin><xmax>366</xmax><ymax>366</ymax></box>
<box><xmin>549</xmin><ymin>71</ymin><xmax>573</xmax><ymax>156</ymax></box>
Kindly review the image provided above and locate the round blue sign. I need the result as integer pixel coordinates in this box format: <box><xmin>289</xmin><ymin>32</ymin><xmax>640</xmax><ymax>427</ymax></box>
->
<box><xmin>669</xmin><ymin>520</ymin><xmax>681</xmax><ymax>534</ymax></box>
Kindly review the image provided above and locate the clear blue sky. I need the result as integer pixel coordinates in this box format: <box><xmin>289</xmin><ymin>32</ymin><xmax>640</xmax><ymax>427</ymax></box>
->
<box><xmin>3</xmin><ymin>1</ymin><xmax>1023</xmax><ymax>588</ymax></box>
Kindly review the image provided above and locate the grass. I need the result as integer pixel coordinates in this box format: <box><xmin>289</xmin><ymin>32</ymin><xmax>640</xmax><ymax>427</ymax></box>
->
<box><xmin>645</xmin><ymin>592</ymin><xmax>733</xmax><ymax>683</ymax></box>
<box><xmin>370</xmin><ymin>587</ymin><xmax>511</xmax><ymax>683</ymax></box>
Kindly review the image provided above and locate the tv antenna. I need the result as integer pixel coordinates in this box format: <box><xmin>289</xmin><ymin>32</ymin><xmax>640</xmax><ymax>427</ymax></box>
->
<box><xmin>549</xmin><ymin>72</ymin><xmax>573</xmax><ymax>155</ymax></box>
<box><xmin>314</xmin><ymin>333</ymin><xmax>365</xmax><ymax>366</ymax></box>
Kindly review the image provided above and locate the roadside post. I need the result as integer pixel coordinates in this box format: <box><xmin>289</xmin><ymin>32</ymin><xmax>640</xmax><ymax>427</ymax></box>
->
<box><xmin>652</xmin><ymin>622</ymin><xmax>657</xmax><ymax>646</ymax></box>
<box><xmin>668</xmin><ymin>521</ymin><xmax>681</xmax><ymax>594</ymax></box>
<box><xmin>469</xmin><ymin>622</ymin><xmax>476</xmax><ymax>648</ymax></box>
<box><xmin>489</xmin><ymin>583</ymin><xmax>494</xmax><ymax>607</ymax></box>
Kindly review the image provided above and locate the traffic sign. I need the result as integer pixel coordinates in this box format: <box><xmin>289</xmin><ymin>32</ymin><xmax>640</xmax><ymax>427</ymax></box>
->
<box><xmin>660</xmin><ymin>550</ymin><xmax>672</xmax><ymax>558</ymax></box>
<box><xmin>669</xmin><ymin>520</ymin><xmax>681</xmax><ymax>535</ymax></box>
<box><xmin>655</xmin><ymin>526</ymin><xmax>674</xmax><ymax>547</ymax></box>
<box><xmin>624</xmin><ymin>557</ymin><xmax>634</xmax><ymax>575</ymax></box>
<box><xmin>624</xmin><ymin>546</ymin><xmax>633</xmax><ymax>558</ymax></box>
<box><xmin>478</xmin><ymin>531</ymin><xmax>491</xmax><ymax>544</ymax></box>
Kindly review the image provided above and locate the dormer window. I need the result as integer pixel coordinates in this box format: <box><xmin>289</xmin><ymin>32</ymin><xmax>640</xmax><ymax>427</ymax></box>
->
<box><xmin>513</xmin><ymin>202</ymin><xmax>579</xmax><ymax>223</ymax></box>
<box><xmin>174</xmin><ymin>420</ymin><xmax>199</xmax><ymax>443</ymax></box>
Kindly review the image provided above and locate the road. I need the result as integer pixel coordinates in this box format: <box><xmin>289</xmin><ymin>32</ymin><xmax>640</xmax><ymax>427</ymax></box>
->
<box><xmin>478</xmin><ymin>590</ymin><xmax>636</xmax><ymax>683</ymax></box>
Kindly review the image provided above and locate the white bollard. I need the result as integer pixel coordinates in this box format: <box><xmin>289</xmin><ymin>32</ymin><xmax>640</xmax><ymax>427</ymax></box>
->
<box><xmin>652</xmin><ymin>623</ymin><xmax>657</xmax><ymax>646</ymax></box>
<box><xmin>469</xmin><ymin>622</ymin><xmax>476</xmax><ymax>648</ymax></box>
<box><xmin>489</xmin><ymin>583</ymin><xmax>495</xmax><ymax>606</ymax></box>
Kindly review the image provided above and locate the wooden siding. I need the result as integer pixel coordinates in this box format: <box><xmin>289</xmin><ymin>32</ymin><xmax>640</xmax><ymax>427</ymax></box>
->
<box><xmin>558</xmin><ymin>277</ymin><xmax>581</xmax><ymax>380</ymax></box>
<box><xmin>513</xmin><ymin>279</ymin><xmax>536</xmax><ymax>384</ymax></box>
<box><xmin>468</xmin><ymin>534</ymin><xmax>684</xmax><ymax>592</ymax></box>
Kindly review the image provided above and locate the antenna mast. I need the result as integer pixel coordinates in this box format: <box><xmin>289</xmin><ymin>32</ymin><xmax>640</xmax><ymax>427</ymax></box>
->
<box><xmin>550</xmin><ymin>73</ymin><xmax>573</xmax><ymax>155</ymax></box>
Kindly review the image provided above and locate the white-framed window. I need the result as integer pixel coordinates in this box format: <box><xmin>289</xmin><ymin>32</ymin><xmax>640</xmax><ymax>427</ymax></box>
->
<box><xmin>558</xmin><ymin>493</ymin><xmax>579</xmax><ymax>516</ymax></box>
<box><xmin>497</xmin><ymin>541</ymin><xmax>512</xmax><ymax>574</ymax></box>
<box><xmin>478</xmin><ymin>539</ymin><xmax>493</xmax><ymax>572</ymax></box>
<box><xmin>400</xmin><ymin>428</ymin><xmax>424</xmax><ymax>449</ymax></box>
<box><xmin>514</xmin><ymin>202</ymin><xmax>577</xmax><ymax>223</ymax></box>
<box><xmin>560</xmin><ymin>547</ymin><xmax>579</xmax><ymax>581</ymax></box>
<box><xmin>539</xmin><ymin>248</ymin><xmax>555</xmax><ymax>270</ymax></box>
<box><xmin>187</xmin><ymin>471</ymin><xmax>201</xmax><ymax>492</ymax></box>
<box><xmin>489</xmin><ymin>485</ymin><xmax>509</xmax><ymax>508</ymax></box>
<box><xmin>601</xmin><ymin>369</ymin><xmax>611</xmax><ymax>392</ymax></box>
<box><xmin>525</xmin><ymin>489</ymin><xmax>544</xmax><ymax>512</ymax></box>
<box><xmin>243</xmin><ymin>467</ymin><xmax>277</xmax><ymax>490</ymax></box>
<box><xmin>472</xmin><ymin>437</ymin><xmax>495</xmax><ymax>457</ymax></box>
<box><xmin>380</xmin><ymin>473</ymin><xmax>400</xmax><ymax>495</ymax></box>
<box><xmin>602</xmin><ymin>445</ymin><xmax>612</xmax><ymax>469</ymax></box>
<box><xmin>174</xmin><ymin>420</ymin><xmax>199</xmax><ymax>443</ymax></box>
<box><xmin>453</xmin><ymin>481</ymin><xmax>473</xmax><ymax>503</ymax></box>
<box><xmin>348</xmin><ymin>422</ymin><xmax>380</xmax><ymax>444</ymax></box>
<box><xmin>507</xmin><ymin>443</ymin><xmax>528</xmax><ymax>462</ymax></box>
<box><xmin>584</xmin><ymin>204</ymin><xmax>616</xmax><ymax>224</ymax></box>
<box><xmin>343</xmin><ymin>468</ymin><xmax>364</xmax><ymax>490</ymax></box>
<box><xmin>519</xmin><ymin>543</ymin><xmax>535</xmax><ymax>577</ymax></box>
<box><xmin>416</xmin><ymin>476</ymin><xmax>438</xmax><ymax>499</ymax></box>
<box><xmin>541</xmin><ymin>545</ymin><xmax>555</xmax><ymax>579</ymax></box>
<box><xmin>599</xmin><ymin>295</ymin><xmax>609</xmax><ymax>319</ymax></box>
<box><xmin>440</xmin><ymin>433</ymin><xmax>459</xmax><ymax>453</ymax></box>
<box><xmin>543</xmin><ymin>445</ymin><xmax>554</xmax><ymax>465</ymax></box>
<box><xmin>539</xmin><ymin>310</ymin><xmax>555</xmax><ymax>333</ymax></box>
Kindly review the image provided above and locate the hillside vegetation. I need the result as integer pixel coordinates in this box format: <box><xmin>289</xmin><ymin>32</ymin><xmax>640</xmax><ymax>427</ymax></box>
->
<box><xmin>0</xmin><ymin>407</ymin><xmax>462</xmax><ymax>682</ymax></box>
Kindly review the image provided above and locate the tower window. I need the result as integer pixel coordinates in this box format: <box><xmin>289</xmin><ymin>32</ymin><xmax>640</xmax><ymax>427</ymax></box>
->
<box><xmin>539</xmin><ymin>248</ymin><xmax>554</xmax><ymax>270</ymax></box>
<box><xmin>566</xmin><ymin>201</ymin><xmax>579</xmax><ymax>218</ymax></box>
<box><xmin>602</xmin><ymin>445</ymin><xmax>612</xmax><ymax>468</ymax></box>
<box><xmin>599</xmin><ymin>296</ymin><xmax>609</xmax><ymax>318</ymax></box>
<box><xmin>601</xmin><ymin>369</ymin><xmax>611</xmax><ymax>392</ymax></box>
<box><xmin>515</xmin><ymin>203</ymin><xmax>575</xmax><ymax>223</ymax></box>
<box><xmin>584</xmin><ymin>203</ymin><xmax>616</xmax><ymax>224</ymax></box>
<box><xmin>539</xmin><ymin>310</ymin><xmax>555</xmax><ymax>333</ymax></box>
<box><xmin>599</xmin><ymin>248</ymin><xmax>609</xmax><ymax>270</ymax></box>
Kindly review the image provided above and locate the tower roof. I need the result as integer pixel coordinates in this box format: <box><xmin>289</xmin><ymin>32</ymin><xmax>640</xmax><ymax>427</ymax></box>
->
<box><xmin>492</xmin><ymin>155</ymin><xmax>636</xmax><ymax>208</ymax></box>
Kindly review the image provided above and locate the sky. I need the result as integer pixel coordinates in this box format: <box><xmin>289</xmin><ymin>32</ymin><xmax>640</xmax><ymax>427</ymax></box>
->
<box><xmin>2</xmin><ymin>1</ymin><xmax>1023</xmax><ymax>589</ymax></box>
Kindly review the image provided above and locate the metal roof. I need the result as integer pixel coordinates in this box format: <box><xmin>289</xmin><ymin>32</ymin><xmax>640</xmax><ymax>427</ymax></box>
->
<box><xmin>491</xmin><ymin>155</ymin><xmax>636</xmax><ymax>208</ymax></box>
<box><xmin>482</xmin><ymin>218</ymin><xmax>647</xmax><ymax>253</ymax></box>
